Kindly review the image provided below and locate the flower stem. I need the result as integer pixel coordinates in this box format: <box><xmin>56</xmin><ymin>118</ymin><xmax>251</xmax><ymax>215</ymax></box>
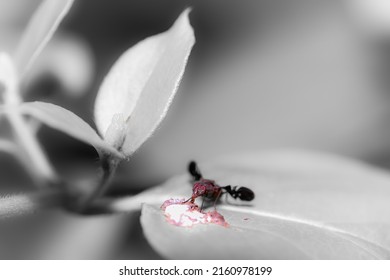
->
<box><xmin>92</xmin><ymin>155</ymin><xmax>120</xmax><ymax>201</ymax></box>
<box><xmin>75</xmin><ymin>155</ymin><xmax>120</xmax><ymax>213</ymax></box>
<box><xmin>8</xmin><ymin>109</ymin><xmax>58</xmax><ymax>185</ymax></box>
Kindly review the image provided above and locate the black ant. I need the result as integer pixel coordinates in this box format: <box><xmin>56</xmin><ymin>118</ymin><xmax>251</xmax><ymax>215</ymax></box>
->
<box><xmin>186</xmin><ymin>161</ymin><xmax>255</xmax><ymax>209</ymax></box>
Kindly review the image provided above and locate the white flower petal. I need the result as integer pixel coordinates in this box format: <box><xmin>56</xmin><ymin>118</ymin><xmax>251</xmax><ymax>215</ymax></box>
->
<box><xmin>24</xmin><ymin>34</ymin><xmax>94</xmax><ymax>96</ymax></box>
<box><xmin>94</xmin><ymin>9</ymin><xmax>195</xmax><ymax>156</ymax></box>
<box><xmin>139</xmin><ymin>150</ymin><xmax>390</xmax><ymax>259</ymax></box>
<box><xmin>13</xmin><ymin>0</ymin><xmax>74</xmax><ymax>77</ymax></box>
<box><xmin>0</xmin><ymin>53</ymin><xmax>16</xmax><ymax>88</ymax></box>
<box><xmin>0</xmin><ymin>139</ymin><xmax>18</xmax><ymax>155</ymax></box>
<box><xmin>349</xmin><ymin>0</ymin><xmax>390</xmax><ymax>34</ymax></box>
<box><xmin>142</xmin><ymin>204</ymin><xmax>389</xmax><ymax>259</ymax></box>
<box><xmin>0</xmin><ymin>52</ymin><xmax>20</xmax><ymax>104</ymax></box>
<box><xmin>21</xmin><ymin>101</ymin><xmax>122</xmax><ymax>157</ymax></box>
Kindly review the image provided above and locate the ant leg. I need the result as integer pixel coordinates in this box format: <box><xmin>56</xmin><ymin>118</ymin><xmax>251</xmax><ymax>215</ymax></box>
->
<box><xmin>200</xmin><ymin>197</ymin><xmax>205</xmax><ymax>211</ymax></box>
<box><xmin>225</xmin><ymin>192</ymin><xmax>229</xmax><ymax>204</ymax></box>
<box><xmin>188</xmin><ymin>161</ymin><xmax>202</xmax><ymax>181</ymax></box>
<box><xmin>213</xmin><ymin>189</ymin><xmax>223</xmax><ymax>210</ymax></box>
<box><xmin>222</xmin><ymin>185</ymin><xmax>234</xmax><ymax>205</ymax></box>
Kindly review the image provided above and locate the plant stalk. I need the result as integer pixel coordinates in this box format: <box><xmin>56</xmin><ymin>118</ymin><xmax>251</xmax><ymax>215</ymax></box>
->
<box><xmin>8</xmin><ymin>109</ymin><xmax>58</xmax><ymax>185</ymax></box>
<box><xmin>76</xmin><ymin>154</ymin><xmax>120</xmax><ymax>213</ymax></box>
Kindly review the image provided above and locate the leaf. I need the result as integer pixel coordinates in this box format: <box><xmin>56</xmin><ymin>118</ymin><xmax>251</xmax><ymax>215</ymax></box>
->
<box><xmin>20</xmin><ymin>101</ymin><xmax>123</xmax><ymax>158</ymax></box>
<box><xmin>142</xmin><ymin>205</ymin><xmax>389</xmax><ymax>259</ymax></box>
<box><xmin>24</xmin><ymin>34</ymin><xmax>94</xmax><ymax>97</ymax></box>
<box><xmin>351</xmin><ymin>0</ymin><xmax>390</xmax><ymax>33</ymax></box>
<box><xmin>94</xmin><ymin>9</ymin><xmax>195</xmax><ymax>156</ymax></box>
<box><xmin>139</xmin><ymin>150</ymin><xmax>390</xmax><ymax>259</ymax></box>
<box><xmin>13</xmin><ymin>0</ymin><xmax>74</xmax><ymax>77</ymax></box>
<box><xmin>0</xmin><ymin>139</ymin><xmax>18</xmax><ymax>155</ymax></box>
<box><xmin>0</xmin><ymin>53</ymin><xmax>16</xmax><ymax>87</ymax></box>
<box><xmin>0</xmin><ymin>52</ymin><xmax>20</xmax><ymax>104</ymax></box>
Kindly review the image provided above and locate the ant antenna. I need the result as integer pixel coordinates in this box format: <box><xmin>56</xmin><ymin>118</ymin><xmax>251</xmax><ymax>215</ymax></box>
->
<box><xmin>188</xmin><ymin>161</ymin><xmax>202</xmax><ymax>181</ymax></box>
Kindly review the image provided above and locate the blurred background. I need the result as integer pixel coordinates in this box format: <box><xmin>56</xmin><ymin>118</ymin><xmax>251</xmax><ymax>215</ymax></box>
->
<box><xmin>1</xmin><ymin>0</ymin><xmax>390</xmax><ymax>259</ymax></box>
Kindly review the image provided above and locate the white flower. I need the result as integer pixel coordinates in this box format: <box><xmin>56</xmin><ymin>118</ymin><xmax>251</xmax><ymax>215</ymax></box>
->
<box><xmin>0</xmin><ymin>0</ymin><xmax>77</xmax><ymax>181</ymax></box>
<box><xmin>21</xmin><ymin>9</ymin><xmax>195</xmax><ymax>158</ymax></box>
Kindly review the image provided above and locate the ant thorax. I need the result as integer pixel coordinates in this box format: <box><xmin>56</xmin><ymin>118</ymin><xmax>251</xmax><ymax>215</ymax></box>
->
<box><xmin>192</xmin><ymin>178</ymin><xmax>220</xmax><ymax>199</ymax></box>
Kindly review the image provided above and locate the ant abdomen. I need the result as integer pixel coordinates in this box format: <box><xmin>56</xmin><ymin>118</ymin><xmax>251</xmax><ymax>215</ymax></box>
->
<box><xmin>235</xmin><ymin>187</ymin><xmax>255</xmax><ymax>201</ymax></box>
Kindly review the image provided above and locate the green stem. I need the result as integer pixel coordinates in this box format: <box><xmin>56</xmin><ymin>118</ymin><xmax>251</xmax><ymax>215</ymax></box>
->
<box><xmin>2</xmin><ymin>65</ymin><xmax>57</xmax><ymax>186</ymax></box>
<box><xmin>0</xmin><ymin>190</ymin><xmax>62</xmax><ymax>219</ymax></box>
<box><xmin>8</xmin><ymin>109</ymin><xmax>58</xmax><ymax>185</ymax></box>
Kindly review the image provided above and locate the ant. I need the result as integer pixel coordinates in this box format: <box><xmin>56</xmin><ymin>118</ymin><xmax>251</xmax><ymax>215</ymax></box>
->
<box><xmin>185</xmin><ymin>161</ymin><xmax>255</xmax><ymax>210</ymax></box>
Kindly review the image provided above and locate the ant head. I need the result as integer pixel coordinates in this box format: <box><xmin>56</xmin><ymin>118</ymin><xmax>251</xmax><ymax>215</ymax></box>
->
<box><xmin>236</xmin><ymin>187</ymin><xmax>255</xmax><ymax>201</ymax></box>
<box><xmin>192</xmin><ymin>182</ymin><xmax>207</xmax><ymax>197</ymax></box>
<box><xmin>188</xmin><ymin>161</ymin><xmax>202</xmax><ymax>181</ymax></box>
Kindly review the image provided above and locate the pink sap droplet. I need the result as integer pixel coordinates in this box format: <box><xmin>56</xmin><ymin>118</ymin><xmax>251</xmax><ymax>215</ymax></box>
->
<box><xmin>205</xmin><ymin>210</ymin><xmax>229</xmax><ymax>227</ymax></box>
<box><xmin>160</xmin><ymin>198</ymin><xmax>229</xmax><ymax>228</ymax></box>
<box><xmin>160</xmin><ymin>198</ymin><xmax>187</xmax><ymax>211</ymax></box>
